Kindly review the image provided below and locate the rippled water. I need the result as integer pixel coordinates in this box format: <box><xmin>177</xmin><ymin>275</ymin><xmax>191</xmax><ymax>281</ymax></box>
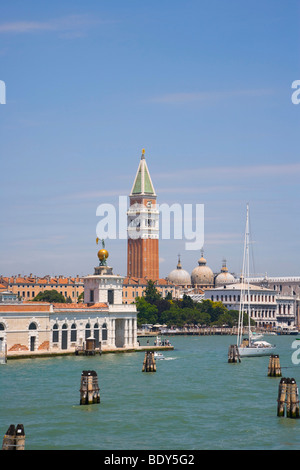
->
<box><xmin>1</xmin><ymin>335</ymin><xmax>300</xmax><ymax>450</ymax></box>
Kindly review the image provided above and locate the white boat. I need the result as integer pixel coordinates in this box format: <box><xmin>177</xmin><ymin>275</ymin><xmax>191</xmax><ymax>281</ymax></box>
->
<box><xmin>236</xmin><ymin>204</ymin><xmax>276</xmax><ymax>358</ymax></box>
<box><xmin>277</xmin><ymin>327</ymin><xmax>299</xmax><ymax>335</ymax></box>
<box><xmin>239</xmin><ymin>340</ymin><xmax>275</xmax><ymax>357</ymax></box>
<box><xmin>154</xmin><ymin>352</ymin><xmax>165</xmax><ymax>360</ymax></box>
<box><xmin>248</xmin><ymin>331</ymin><xmax>263</xmax><ymax>340</ymax></box>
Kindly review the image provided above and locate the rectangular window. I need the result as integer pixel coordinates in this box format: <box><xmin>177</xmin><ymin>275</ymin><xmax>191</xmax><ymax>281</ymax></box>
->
<box><xmin>108</xmin><ymin>290</ymin><xmax>114</xmax><ymax>304</ymax></box>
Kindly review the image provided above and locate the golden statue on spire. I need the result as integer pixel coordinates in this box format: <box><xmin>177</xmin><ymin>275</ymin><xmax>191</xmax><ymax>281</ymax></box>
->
<box><xmin>96</xmin><ymin>238</ymin><xmax>109</xmax><ymax>266</ymax></box>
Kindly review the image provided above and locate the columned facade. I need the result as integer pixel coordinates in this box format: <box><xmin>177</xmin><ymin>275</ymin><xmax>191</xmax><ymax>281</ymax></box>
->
<box><xmin>205</xmin><ymin>282</ymin><xmax>297</xmax><ymax>329</ymax></box>
<box><xmin>0</xmin><ymin>256</ymin><xmax>139</xmax><ymax>356</ymax></box>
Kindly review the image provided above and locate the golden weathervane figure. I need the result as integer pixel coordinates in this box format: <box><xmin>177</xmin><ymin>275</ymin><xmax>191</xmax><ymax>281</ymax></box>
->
<box><xmin>96</xmin><ymin>237</ymin><xmax>109</xmax><ymax>266</ymax></box>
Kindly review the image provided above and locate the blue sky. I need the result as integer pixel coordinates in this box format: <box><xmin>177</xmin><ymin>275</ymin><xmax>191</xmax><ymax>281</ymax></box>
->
<box><xmin>0</xmin><ymin>0</ymin><xmax>299</xmax><ymax>279</ymax></box>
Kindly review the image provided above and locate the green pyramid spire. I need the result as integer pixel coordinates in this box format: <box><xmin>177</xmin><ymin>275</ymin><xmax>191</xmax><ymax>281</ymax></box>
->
<box><xmin>130</xmin><ymin>150</ymin><xmax>156</xmax><ymax>196</ymax></box>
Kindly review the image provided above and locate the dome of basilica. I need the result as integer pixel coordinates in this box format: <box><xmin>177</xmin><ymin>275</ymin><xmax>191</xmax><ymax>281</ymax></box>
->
<box><xmin>167</xmin><ymin>257</ymin><xmax>191</xmax><ymax>286</ymax></box>
<box><xmin>191</xmin><ymin>252</ymin><xmax>214</xmax><ymax>287</ymax></box>
<box><xmin>214</xmin><ymin>260</ymin><xmax>235</xmax><ymax>287</ymax></box>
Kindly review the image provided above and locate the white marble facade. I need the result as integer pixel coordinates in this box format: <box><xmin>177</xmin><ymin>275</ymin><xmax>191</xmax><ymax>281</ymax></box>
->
<box><xmin>0</xmin><ymin>263</ymin><xmax>139</xmax><ymax>356</ymax></box>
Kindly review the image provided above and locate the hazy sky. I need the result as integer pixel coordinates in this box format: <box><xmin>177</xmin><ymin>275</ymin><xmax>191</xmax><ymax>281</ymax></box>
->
<box><xmin>0</xmin><ymin>0</ymin><xmax>299</xmax><ymax>279</ymax></box>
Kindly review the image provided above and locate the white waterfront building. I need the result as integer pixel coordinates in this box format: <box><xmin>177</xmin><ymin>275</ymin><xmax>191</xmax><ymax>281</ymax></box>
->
<box><xmin>0</xmin><ymin>253</ymin><xmax>139</xmax><ymax>357</ymax></box>
<box><xmin>83</xmin><ymin>263</ymin><xmax>139</xmax><ymax>350</ymax></box>
<box><xmin>205</xmin><ymin>281</ymin><xmax>296</xmax><ymax>330</ymax></box>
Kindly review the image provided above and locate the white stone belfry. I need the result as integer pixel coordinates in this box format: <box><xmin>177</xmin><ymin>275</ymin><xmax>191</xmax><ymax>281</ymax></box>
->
<box><xmin>84</xmin><ymin>265</ymin><xmax>123</xmax><ymax>305</ymax></box>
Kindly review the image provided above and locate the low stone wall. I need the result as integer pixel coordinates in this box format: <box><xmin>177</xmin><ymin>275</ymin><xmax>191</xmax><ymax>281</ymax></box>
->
<box><xmin>6</xmin><ymin>344</ymin><xmax>173</xmax><ymax>360</ymax></box>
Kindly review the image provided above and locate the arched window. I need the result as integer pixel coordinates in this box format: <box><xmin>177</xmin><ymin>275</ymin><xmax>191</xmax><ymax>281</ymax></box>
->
<box><xmin>102</xmin><ymin>323</ymin><xmax>108</xmax><ymax>341</ymax></box>
<box><xmin>61</xmin><ymin>324</ymin><xmax>68</xmax><ymax>350</ymax></box>
<box><xmin>85</xmin><ymin>323</ymin><xmax>91</xmax><ymax>340</ymax></box>
<box><xmin>29</xmin><ymin>322</ymin><xmax>37</xmax><ymax>330</ymax></box>
<box><xmin>52</xmin><ymin>324</ymin><xmax>59</xmax><ymax>343</ymax></box>
<box><xmin>94</xmin><ymin>323</ymin><xmax>100</xmax><ymax>347</ymax></box>
<box><xmin>71</xmin><ymin>323</ymin><xmax>77</xmax><ymax>342</ymax></box>
<box><xmin>0</xmin><ymin>323</ymin><xmax>5</xmax><ymax>331</ymax></box>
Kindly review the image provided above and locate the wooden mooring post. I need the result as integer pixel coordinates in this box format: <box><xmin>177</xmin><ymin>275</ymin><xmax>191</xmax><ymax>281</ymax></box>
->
<box><xmin>2</xmin><ymin>424</ymin><xmax>25</xmax><ymax>450</ymax></box>
<box><xmin>80</xmin><ymin>370</ymin><xmax>100</xmax><ymax>405</ymax></box>
<box><xmin>277</xmin><ymin>377</ymin><xmax>299</xmax><ymax>418</ymax></box>
<box><xmin>287</xmin><ymin>378</ymin><xmax>299</xmax><ymax>418</ymax></box>
<box><xmin>277</xmin><ymin>378</ymin><xmax>287</xmax><ymax>417</ymax></box>
<box><xmin>268</xmin><ymin>354</ymin><xmax>282</xmax><ymax>377</ymax></box>
<box><xmin>228</xmin><ymin>344</ymin><xmax>241</xmax><ymax>363</ymax></box>
<box><xmin>142</xmin><ymin>351</ymin><xmax>156</xmax><ymax>372</ymax></box>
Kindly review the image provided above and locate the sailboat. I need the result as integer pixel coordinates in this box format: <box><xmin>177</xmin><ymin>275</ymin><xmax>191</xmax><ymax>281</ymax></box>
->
<box><xmin>237</xmin><ymin>204</ymin><xmax>276</xmax><ymax>357</ymax></box>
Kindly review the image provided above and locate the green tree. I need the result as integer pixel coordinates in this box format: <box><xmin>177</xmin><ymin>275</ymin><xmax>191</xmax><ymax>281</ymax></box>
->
<box><xmin>196</xmin><ymin>310</ymin><xmax>211</xmax><ymax>325</ymax></box>
<box><xmin>135</xmin><ymin>297</ymin><xmax>159</xmax><ymax>326</ymax></box>
<box><xmin>32</xmin><ymin>290</ymin><xmax>66</xmax><ymax>303</ymax></box>
<box><xmin>181</xmin><ymin>294</ymin><xmax>194</xmax><ymax>309</ymax></box>
<box><xmin>160</xmin><ymin>304</ymin><xmax>182</xmax><ymax>327</ymax></box>
<box><xmin>154</xmin><ymin>299</ymin><xmax>171</xmax><ymax>316</ymax></box>
<box><xmin>215</xmin><ymin>312</ymin><xmax>234</xmax><ymax>327</ymax></box>
<box><xmin>198</xmin><ymin>299</ymin><xmax>227</xmax><ymax>324</ymax></box>
<box><xmin>144</xmin><ymin>280</ymin><xmax>161</xmax><ymax>304</ymax></box>
<box><xmin>227</xmin><ymin>309</ymin><xmax>239</xmax><ymax>326</ymax></box>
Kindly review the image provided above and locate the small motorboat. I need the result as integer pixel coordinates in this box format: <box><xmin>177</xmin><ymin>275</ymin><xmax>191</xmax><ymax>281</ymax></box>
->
<box><xmin>154</xmin><ymin>352</ymin><xmax>165</xmax><ymax>360</ymax></box>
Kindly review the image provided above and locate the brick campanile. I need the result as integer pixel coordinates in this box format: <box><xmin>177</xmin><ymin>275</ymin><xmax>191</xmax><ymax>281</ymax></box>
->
<box><xmin>127</xmin><ymin>149</ymin><xmax>159</xmax><ymax>280</ymax></box>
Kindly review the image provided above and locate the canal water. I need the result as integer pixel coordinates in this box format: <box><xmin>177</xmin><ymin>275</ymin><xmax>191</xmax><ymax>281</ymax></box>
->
<box><xmin>1</xmin><ymin>334</ymin><xmax>300</xmax><ymax>450</ymax></box>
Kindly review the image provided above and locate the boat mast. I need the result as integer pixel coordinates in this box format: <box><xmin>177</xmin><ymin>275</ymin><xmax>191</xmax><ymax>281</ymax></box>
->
<box><xmin>245</xmin><ymin>204</ymin><xmax>251</xmax><ymax>342</ymax></box>
<box><xmin>237</xmin><ymin>204</ymin><xmax>250</xmax><ymax>347</ymax></box>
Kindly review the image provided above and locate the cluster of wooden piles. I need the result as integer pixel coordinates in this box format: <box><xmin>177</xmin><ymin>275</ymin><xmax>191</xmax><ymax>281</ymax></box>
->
<box><xmin>227</xmin><ymin>344</ymin><xmax>241</xmax><ymax>363</ymax></box>
<box><xmin>142</xmin><ymin>351</ymin><xmax>156</xmax><ymax>372</ymax></box>
<box><xmin>79</xmin><ymin>370</ymin><xmax>100</xmax><ymax>405</ymax></box>
<box><xmin>2</xmin><ymin>424</ymin><xmax>25</xmax><ymax>450</ymax></box>
<box><xmin>267</xmin><ymin>354</ymin><xmax>281</xmax><ymax>377</ymax></box>
<box><xmin>277</xmin><ymin>378</ymin><xmax>300</xmax><ymax>418</ymax></box>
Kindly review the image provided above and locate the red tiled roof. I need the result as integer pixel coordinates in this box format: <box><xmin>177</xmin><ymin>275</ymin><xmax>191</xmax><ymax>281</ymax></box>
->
<box><xmin>0</xmin><ymin>303</ymin><xmax>51</xmax><ymax>312</ymax></box>
<box><xmin>52</xmin><ymin>302</ymin><xmax>108</xmax><ymax>309</ymax></box>
<box><xmin>0</xmin><ymin>275</ymin><xmax>84</xmax><ymax>285</ymax></box>
<box><xmin>123</xmin><ymin>277</ymin><xmax>175</xmax><ymax>286</ymax></box>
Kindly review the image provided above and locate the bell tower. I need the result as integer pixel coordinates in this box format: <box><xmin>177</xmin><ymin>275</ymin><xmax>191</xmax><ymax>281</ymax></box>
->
<box><xmin>127</xmin><ymin>149</ymin><xmax>159</xmax><ymax>280</ymax></box>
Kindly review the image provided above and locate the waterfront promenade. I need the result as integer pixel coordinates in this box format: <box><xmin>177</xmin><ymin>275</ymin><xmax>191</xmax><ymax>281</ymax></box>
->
<box><xmin>5</xmin><ymin>342</ymin><xmax>174</xmax><ymax>360</ymax></box>
<box><xmin>4</xmin><ymin>326</ymin><xmax>280</xmax><ymax>360</ymax></box>
<box><xmin>142</xmin><ymin>327</ymin><xmax>237</xmax><ymax>336</ymax></box>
